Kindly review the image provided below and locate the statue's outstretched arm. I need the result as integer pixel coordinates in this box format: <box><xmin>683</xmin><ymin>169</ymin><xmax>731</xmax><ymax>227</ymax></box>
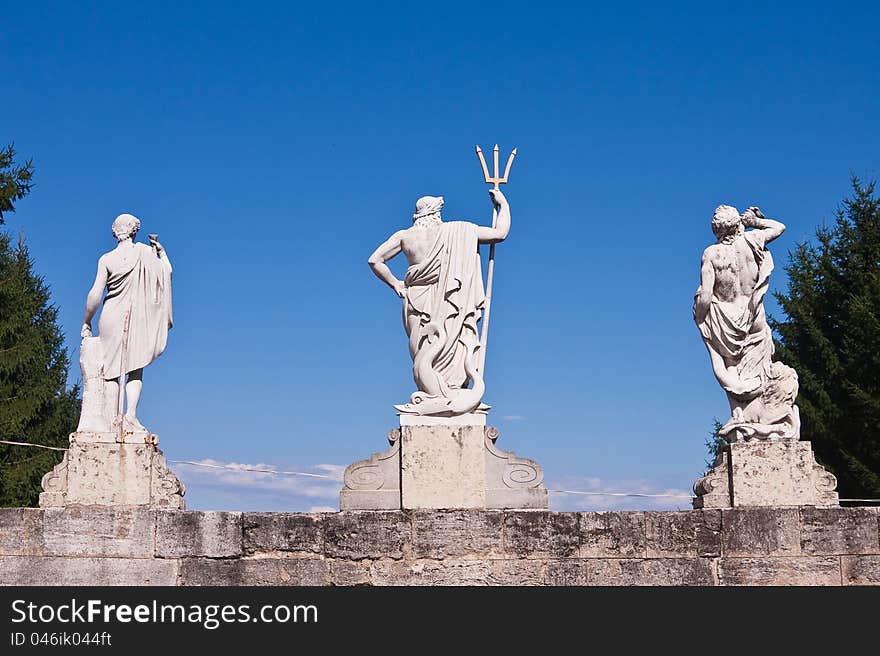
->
<box><xmin>476</xmin><ymin>189</ymin><xmax>510</xmax><ymax>243</ymax></box>
<box><xmin>82</xmin><ymin>256</ymin><xmax>109</xmax><ymax>337</ymax></box>
<box><xmin>368</xmin><ymin>231</ymin><xmax>406</xmax><ymax>298</ymax></box>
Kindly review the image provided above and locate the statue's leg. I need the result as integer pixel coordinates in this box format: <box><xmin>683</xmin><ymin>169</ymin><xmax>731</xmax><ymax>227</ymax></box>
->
<box><xmin>124</xmin><ymin>368</ymin><xmax>144</xmax><ymax>424</ymax></box>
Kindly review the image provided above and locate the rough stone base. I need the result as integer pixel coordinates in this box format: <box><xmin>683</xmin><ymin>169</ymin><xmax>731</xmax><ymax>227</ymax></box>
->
<box><xmin>340</xmin><ymin>424</ymin><xmax>547</xmax><ymax>510</ymax></box>
<box><xmin>1</xmin><ymin>507</ymin><xmax>878</xmax><ymax>585</ymax></box>
<box><xmin>39</xmin><ymin>439</ymin><xmax>185</xmax><ymax>509</ymax></box>
<box><xmin>694</xmin><ymin>440</ymin><xmax>838</xmax><ymax>508</ymax></box>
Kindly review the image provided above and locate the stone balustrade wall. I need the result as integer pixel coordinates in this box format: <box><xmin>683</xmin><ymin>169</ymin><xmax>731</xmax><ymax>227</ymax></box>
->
<box><xmin>1</xmin><ymin>507</ymin><xmax>878</xmax><ymax>585</ymax></box>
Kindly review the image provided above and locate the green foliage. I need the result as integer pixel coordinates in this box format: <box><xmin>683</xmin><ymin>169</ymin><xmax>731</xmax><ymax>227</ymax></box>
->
<box><xmin>771</xmin><ymin>178</ymin><xmax>880</xmax><ymax>500</ymax></box>
<box><xmin>704</xmin><ymin>418</ymin><xmax>726</xmax><ymax>471</ymax></box>
<box><xmin>0</xmin><ymin>144</ymin><xmax>34</xmax><ymax>224</ymax></box>
<box><xmin>0</xmin><ymin>182</ymin><xmax>80</xmax><ymax>505</ymax></box>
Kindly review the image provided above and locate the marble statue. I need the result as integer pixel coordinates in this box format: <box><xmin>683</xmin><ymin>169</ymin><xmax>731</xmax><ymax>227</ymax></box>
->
<box><xmin>693</xmin><ymin>205</ymin><xmax>799</xmax><ymax>441</ymax></box>
<box><xmin>368</xmin><ymin>189</ymin><xmax>510</xmax><ymax>416</ymax></box>
<box><xmin>80</xmin><ymin>213</ymin><xmax>173</xmax><ymax>434</ymax></box>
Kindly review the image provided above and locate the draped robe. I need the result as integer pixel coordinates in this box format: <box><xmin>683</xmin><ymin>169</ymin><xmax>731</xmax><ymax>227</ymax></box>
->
<box><xmin>402</xmin><ymin>221</ymin><xmax>485</xmax><ymax>396</ymax></box>
<box><xmin>697</xmin><ymin>230</ymin><xmax>774</xmax><ymax>392</ymax></box>
<box><xmin>99</xmin><ymin>243</ymin><xmax>173</xmax><ymax>379</ymax></box>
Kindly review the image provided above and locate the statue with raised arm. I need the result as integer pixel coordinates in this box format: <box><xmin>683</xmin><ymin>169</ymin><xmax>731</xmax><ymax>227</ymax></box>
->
<box><xmin>79</xmin><ymin>213</ymin><xmax>173</xmax><ymax>434</ymax></box>
<box><xmin>693</xmin><ymin>205</ymin><xmax>799</xmax><ymax>441</ymax></box>
<box><xmin>368</xmin><ymin>189</ymin><xmax>510</xmax><ymax>416</ymax></box>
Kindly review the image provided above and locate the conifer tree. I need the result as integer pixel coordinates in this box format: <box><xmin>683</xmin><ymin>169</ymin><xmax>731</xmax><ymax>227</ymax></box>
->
<box><xmin>771</xmin><ymin>179</ymin><xmax>880</xmax><ymax>500</ymax></box>
<box><xmin>0</xmin><ymin>145</ymin><xmax>79</xmax><ymax>506</ymax></box>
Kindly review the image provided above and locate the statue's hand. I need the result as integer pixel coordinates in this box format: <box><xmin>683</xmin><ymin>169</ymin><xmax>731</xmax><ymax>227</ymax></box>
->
<box><xmin>489</xmin><ymin>188</ymin><xmax>506</xmax><ymax>208</ymax></box>
<box><xmin>393</xmin><ymin>280</ymin><xmax>406</xmax><ymax>299</ymax></box>
<box><xmin>153</xmin><ymin>240</ymin><xmax>165</xmax><ymax>255</ymax></box>
<box><xmin>81</xmin><ymin>323</ymin><xmax>93</xmax><ymax>338</ymax></box>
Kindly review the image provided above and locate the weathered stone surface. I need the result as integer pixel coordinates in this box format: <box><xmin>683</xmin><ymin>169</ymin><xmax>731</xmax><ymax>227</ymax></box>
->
<box><xmin>400</xmin><ymin>424</ymin><xmax>487</xmax><ymax>509</ymax></box>
<box><xmin>579</xmin><ymin>512</ymin><xmax>647</xmax><ymax>558</ymax></box>
<box><xmin>371</xmin><ymin>559</ymin><xmax>492</xmax><ymax>585</ymax></box>
<box><xmin>42</xmin><ymin>507</ymin><xmax>155</xmax><ymax>557</ymax></box>
<box><xmin>329</xmin><ymin>560</ymin><xmax>371</xmax><ymax>586</ymax></box>
<box><xmin>600</xmin><ymin>558</ymin><xmax>715</xmax><ymax>586</ymax></box>
<box><xmin>646</xmin><ymin>510</ymin><xmax>722</xmax><ymax>558</ymax></box>
<box><xmin>728</xmin><ymin>441</ymin><xmax>838</xmax><ymax>507</ymax></box>
<box><xmin>0</xmin><ymin>508</ymin><xmax>44</xmax><ymax>556</ymax></box>
<box><xmin>339</xmin><ymin>431</ymin><xmax>400</xmax><ymax>511</ymax></box>
<box><xmin>323</xmin><ymin>511</ymin><xmax>410</xmax><ymax>560</ymax></box>
<box><xmin>718</xmin><ymin>556</ymin><xmax>840</xmax><ymax>585</ymax></box>
<box><xmin>544</xmin><ymin>560</ymin><xmax>590</xmax><ymax>585</ymax></box>
<box><xmin>545</xmin><ymin>558</ymin><xmax>714</xmax><ymax>586</ymax></box>
<box><xmin>156</xmin><ymin>511</ymin><xmax>242</xmax><ymax>558</ymax></box>
<box><xmin>487</xmin><ymin>560</ymin><xmax>547</xmax><ymax>585</ymax></box>
<box><xmin>243</xmin><ymin>512</ymin><xmax>324</xmax><ymax>554</ymax></box>
<box><xmin>841</xmin><ymin>555</ymin><xmax>880</xmax><ymax>585</ymax></box>
<box><xmin>0</xmin><ymin>508</ymin><xmax>875</xmax><ymax>586</ymax></box>
<box><xmin>179</xmin><ymin>558</ymin><xmax>330</xmax><ymax>586</ymax></box>
<box><xmin>721</xmin><ymin>508</ymin><xmax>800</xmax><ymax>556</ymax></box>
<box><xmin>504</xmin><ymin>511</ymin><xmax>579</xmax><ymax>558</ymax></box>
<box><xmin>0</xmin><ymin>556</ymin><xmax>177</xmax><ymax>586</ymax></box>
<box><xmin>800</xmin><ymin>507</ymin><xmax>880</xmax><ymax>555</ymax></box>
<box><xmin>412</xmin><ymin>510</ymin><xmax>503</xmax><ymax>558</ymax></box>
<box><xmin>40</xmin><ymin>442</ymin><xmax>184</xmax><ymax>509</ymax></box>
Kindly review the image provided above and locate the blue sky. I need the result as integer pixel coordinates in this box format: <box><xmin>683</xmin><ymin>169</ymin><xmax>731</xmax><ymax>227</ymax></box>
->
<box><xmin>3</xmin><ymin>2</ymin><xmax>878</xmax><ymax>511</ymax></box>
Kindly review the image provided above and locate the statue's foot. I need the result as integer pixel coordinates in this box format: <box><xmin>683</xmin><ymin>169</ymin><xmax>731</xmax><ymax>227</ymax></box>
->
<box><xmin>123</xmin><ymin>414</ymin><xmax>148</xmax><ymax>433</ymax></box>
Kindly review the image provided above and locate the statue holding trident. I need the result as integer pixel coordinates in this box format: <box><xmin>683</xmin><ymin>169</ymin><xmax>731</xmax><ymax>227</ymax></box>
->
<box><xmin>368</xmin><ymin>146</ymin><xmax>515</xmax><ymax>417</ymax></box>
<box><xmin>80</xmin><ymin>213</ymin><xmax>173</xmax><ymax>436</ymax></box>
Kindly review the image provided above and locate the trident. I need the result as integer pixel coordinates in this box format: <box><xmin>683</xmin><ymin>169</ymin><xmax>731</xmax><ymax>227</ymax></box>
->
<box><xmin>475</xmin><ymin>144</ymin><xmax>516</xmax><ymax>374</ymax></box>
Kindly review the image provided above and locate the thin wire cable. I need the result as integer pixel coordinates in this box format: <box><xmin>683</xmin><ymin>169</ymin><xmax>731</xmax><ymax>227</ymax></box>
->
<box><xmin>0</xmin><ymin>439</ymin><xmax>68</xmax><ymax>452</ymax></box>
<box><xmin>549</xmin><ymin>489</ymin><xmax>694</xmax><ymax>499</ymax></box>
<box><xmin>170</xmin><ymin>460</ymin><xmax>335</xmax><ymax>479</ymax></box>
<box><xmin>1</xmin><ymin>439</ymin><xmax>878</xmax><ymax>502</ymax></box>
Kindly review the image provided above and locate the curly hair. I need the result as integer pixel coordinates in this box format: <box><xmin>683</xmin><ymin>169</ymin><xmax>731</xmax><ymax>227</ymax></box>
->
<box><xmin>711</xmin><ymin>205</ymin><xmax>742</xmax><ymax>240</ymax></box>
<box><xmin>111</xmin><ymin>213</ymin><xmax>141</xmax><ymax>241</ymax></box>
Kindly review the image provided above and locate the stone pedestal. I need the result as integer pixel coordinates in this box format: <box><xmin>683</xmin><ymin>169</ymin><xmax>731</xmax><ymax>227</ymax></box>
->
<box><xmin>694</xmin><ymin>440</ymin><xmax>838</xmax><ymax>508</ymax></box>
<box><xmin>39</xmin><ymin>432</ymin><xmax>185</xmax><ymax>509</ymax></box>
<box><xmin>340</xmin><ymin>415</ymin><xmax>547</xmax><ymax>510</ymax></box>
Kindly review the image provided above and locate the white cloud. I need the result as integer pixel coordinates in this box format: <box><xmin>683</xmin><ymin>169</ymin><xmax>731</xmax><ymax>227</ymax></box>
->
<box><xmin>546</xmin><ymin>475</ymin><xmax>693</xmax><ymax>512</ymax></box>
<box><xmin>172</xmin><ymin>459</ymin><xmax>344</xmax><ymax>511</ymax></box>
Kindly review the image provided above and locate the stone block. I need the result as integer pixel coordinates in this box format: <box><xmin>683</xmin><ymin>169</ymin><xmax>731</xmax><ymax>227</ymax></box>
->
<box><xmin>718</xmin><ymin>556</ymin><xmax>840</xmax><ymax>585</ymax></box>
<box><xmin>339</xmin><ymin>430</ymin><xmax>401</xmax><ymax>511</ymax></box>
<box><xmin>329</xmin><ymin>560</ymin><xmax>372</xmax><ymax>586</ymax></box>
<box><xmin>323</xmin><ymin>511</ymin><xmax>410</xmax><ymax>560</ymax></box>
<box><xmin>156</xmin><ymin>511</ymin><xmax>242</xmax><ymax>558</ymax></box>
<box><xmin>42</xmin><ymin>507</ymin><xmax>155</xmax><ymax>557</ymax></box>
<box><xmin>0</xmin><ymin>508</ymin><xmax>44</xmax><ymax>556</ymax></box>
<box><xmin>179</xmin><ymin>557</ymin><xmax>330</xmax><ymax>586</ymax></box>
<box><xmin>371</xmin><ymin>559</ymin><xmax>492</xmax><ymax>585</ymax></box>
<box><xmin>594</xmin><ymin>558</ymin><xmax>715</xmax><ymax>586</ymax></box>
<box><xmin>578</xmin><ymin>512</ymin><xmax>647</xmax><ymax>558</ymax></box>
<box><xmin>0</xmin><ymin>556</ymin><xmax>177</xmax><ymax>586</ymax></box>
<box><xmin>544</xmin><ymin>560</ymin><xmax>590</xmax><ymax>585</ymax></box>
<box><xmin>40</xmin><ymin>442</ymin><xmax>184</xmax><ymax>509</ymax></box>
<box><xmin>487</xmin><ymin>560</ymin><xmax>547</xmax><ymax>585</ymax></box>
<box><xmin>545</xmin><ymin>558</ymin><xmax>714</xmax><ymax>586</ymax></box>
<box><xmin>411</xmin><ymin>510</ymin><xmax>503</xmax><ymax>558</ymax></box>
<box><xmin>841</xmin><ymin>555</ymin><xmax>880</xmax><ymax>585</ymax></box>
<box><xmin>243</xmin><ymin>512</ymin><xmax>324</xmax><ymax>554</ymax></box>
<box><xmin>800</xmin><ymin>507</ymin><xmax>880</xmax><ymax>555</ymax></box>
<box><xmin>729</xmin><ymin>441</ymin><xmax>838</xmax><ymax>507</ymax></box>
<box><xmin>721</xmin><ymin>508</ymin><xmax>800</xmax><ymax>556</ymax></box>
<box><xmin>400</xmin><ymin>424</ymin><xmax>487</xmax><ymax>508</ymax></box>
<box><xmin>646</xmin><ymin>510</ymin><xmax>722</xmax><ymax>558</ymax></box>
<box><xmin>504</xmin><ymin>511</ymin><xmax>579</xmax><ymax>558</ymax></box>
